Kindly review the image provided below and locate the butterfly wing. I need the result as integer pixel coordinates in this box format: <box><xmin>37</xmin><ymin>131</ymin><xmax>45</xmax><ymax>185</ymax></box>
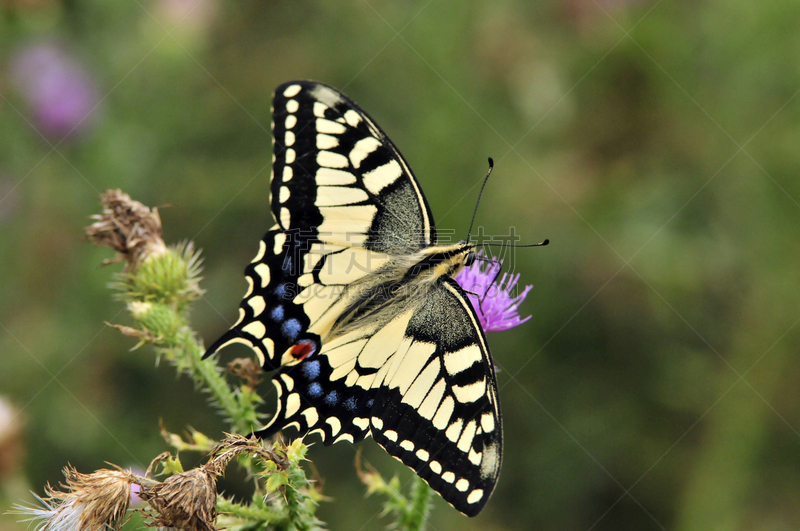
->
<box><xmin>271</xmin><ymin>81</ymin><xmax>436</xmax><ymax>254</ymax></box>
<box><xmin>259</xmin><ymin>278</ymin><xmax>502</xmax><ymax>516</ymax></box>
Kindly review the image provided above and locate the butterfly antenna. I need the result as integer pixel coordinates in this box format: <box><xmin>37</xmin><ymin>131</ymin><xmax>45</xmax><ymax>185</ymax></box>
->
<box><xmin>482</xmin><ymin>239</ymin><xmax>550</xmax><ymax>248</ymax></box>
<box><xmin>466</xmin><ymin>158</ymin><xmax>494</xmax><ymax>242</ymax></box>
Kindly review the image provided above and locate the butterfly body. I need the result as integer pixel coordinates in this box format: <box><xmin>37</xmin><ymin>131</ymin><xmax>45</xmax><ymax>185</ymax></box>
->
<box><xmin>207</xmin><ymin>81</ymin><xmax>503</xmax><ymax>516</ymax></box>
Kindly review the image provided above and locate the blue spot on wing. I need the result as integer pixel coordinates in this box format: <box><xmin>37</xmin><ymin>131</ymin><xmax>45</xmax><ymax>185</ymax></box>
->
<box><xmin>324</xmin><ymin>391</ymin><xmax>338</xmax><ymax>405</ymax></box>
<box><xmin>308</xmin><ymin>382</ymin><xmax>322</xmax><ymax>397</ymax></box>
<box><xmin>281</xmin><ymin>318</ymin><xmax>301</xmax><ymax>341</ymax></box>
<box><xmin>274</xmin><ymin>284</ymin><xmax>287</xmax><ymax>298</ymax></box>
<box><xmin>271</xmin><ymin>305</ymin><xmax>284</xmax><ymax>321</ymax></box>
<box><xmin>303</xmin><ymin>360</ymin><xmax>321</xmax><ymax>380</ymax></box>
<box><xmin>344</xmin><ymin>397</ymin><xmax>357</xmax><ymax>411</ymax></box>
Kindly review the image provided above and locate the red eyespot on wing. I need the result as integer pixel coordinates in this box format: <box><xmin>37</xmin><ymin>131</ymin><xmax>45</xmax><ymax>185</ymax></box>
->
<box><xmin>290</xmin><ymin>339</ymin><xmax>316</xmax><ymax>361</ymax></box>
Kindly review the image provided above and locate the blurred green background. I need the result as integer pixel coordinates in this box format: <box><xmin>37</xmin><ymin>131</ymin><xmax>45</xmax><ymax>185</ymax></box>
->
<box><xmin>3</xmin><ymin>1</ymin><xmax>800</xmax><ymax>530</ymax></box>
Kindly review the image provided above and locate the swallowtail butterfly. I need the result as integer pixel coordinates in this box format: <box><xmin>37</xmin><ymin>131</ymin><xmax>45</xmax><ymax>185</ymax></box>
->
<box><xmin>206</xmin><ymin>81</ymin><xmax>504</xmax><ymax>516</ymax></box>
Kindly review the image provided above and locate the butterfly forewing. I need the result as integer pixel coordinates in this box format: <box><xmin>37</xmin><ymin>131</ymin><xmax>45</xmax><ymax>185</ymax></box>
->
<box><xmin>271</xmin><ymin>81</ymin><xmax>436</xmax><ymax>254</ymax></box>
<box><xmin>207</xmin><ymin>81</ymin><xmax>505</xmax><ymax>517</ymax></box>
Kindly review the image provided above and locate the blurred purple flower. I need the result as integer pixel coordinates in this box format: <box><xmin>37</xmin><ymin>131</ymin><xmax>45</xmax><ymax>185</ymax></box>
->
<box><xmin>455</xmin><ymin>251</ymin><xmax>533</xmax><ymax>332</ymax></box>
<box><xmin>10</xmin><ymin>43</ymin><xmax>99</xmax><ymax>139</ymax></box>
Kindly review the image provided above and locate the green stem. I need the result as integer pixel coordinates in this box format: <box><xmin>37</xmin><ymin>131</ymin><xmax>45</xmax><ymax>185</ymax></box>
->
<box><xmin>156</xmin><ymin>322</ymin><xmax>259</xmax><ymax>435</ymax></box>
<box><xmin>405</xmin><ymin>475</ymin><xmax>433</xmax><ymax>531</ymax></box>
<box><xmin>217</xmin><ymin>496</ymin><xmax>283</xmax><ymax>523</ymax></box>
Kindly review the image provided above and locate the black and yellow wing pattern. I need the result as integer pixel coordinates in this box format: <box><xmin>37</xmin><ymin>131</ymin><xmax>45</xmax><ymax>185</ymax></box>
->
<box><xmin>206</xmin><ymin>81</ymin><xmax>502</xmax><ymax>516</ymax></box>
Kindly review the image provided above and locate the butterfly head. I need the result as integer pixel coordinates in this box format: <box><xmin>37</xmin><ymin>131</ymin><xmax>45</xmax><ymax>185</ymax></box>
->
<box><xmin>464</xmin><ymin>248</ymin><xmax>477</xmax><ymax>268</ymax></box>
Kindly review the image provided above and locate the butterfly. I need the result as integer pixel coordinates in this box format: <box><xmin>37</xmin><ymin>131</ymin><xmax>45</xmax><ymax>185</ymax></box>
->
<box><xmin>206</xmin><ymin>81</ymin><xmax>503</xmax><ymax>516</ymax></box>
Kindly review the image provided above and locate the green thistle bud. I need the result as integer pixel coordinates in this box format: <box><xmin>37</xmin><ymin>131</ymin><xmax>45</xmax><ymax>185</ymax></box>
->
<box><xmin>131</xmin><ymin>302</ymin><xmax>181</xmax><ymax>339</ymax></box>
<box><xmin>124</xmin><ymin>243</ymin><xmax>203</xmax><ymax>311</ymax></box>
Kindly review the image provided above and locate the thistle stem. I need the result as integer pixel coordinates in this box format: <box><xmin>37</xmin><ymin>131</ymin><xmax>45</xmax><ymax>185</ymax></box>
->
<box><xmin>405</xmin><ymin>475</ymin><xmax>433</xmax><ymax>531</ymax></box>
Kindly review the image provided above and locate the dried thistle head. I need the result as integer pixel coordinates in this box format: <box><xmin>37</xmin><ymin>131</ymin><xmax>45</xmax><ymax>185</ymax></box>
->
<box><xmin>11</xmin><ymin>466</ymin><xmax>133</xmax><ymax>531</ymax></box>
<box><xmin>138</xmin><ymin>464</ymin><xmax>218</xmax><ymax>531</ymax></box>
<box><xmin>85</xmin><ymin>189</ymin><xmax>166</xmax><ymax>272</ymax></box>
<box><xmin>227</xmin><ymin>357</ymin><xmax>263</xmax><ymax>388</ymax></box>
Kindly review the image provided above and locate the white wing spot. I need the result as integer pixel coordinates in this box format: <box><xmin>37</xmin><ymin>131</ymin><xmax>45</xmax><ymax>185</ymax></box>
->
<box><xmin>443</xmin><ymin>345</ymin><xmax>482</xmax><ymax>376</ymax></box>
<box><xmin>371</xmin><ymin>417</ymin><xmax>384</xmax><ymax>430</ymax></box>
<box><xmin>415</xmin><ymin>449</ymin><xmax>429</xmax><ymax>461</ymax></box>
<box><xmin>429</xmin><ymin>461</ymin><xmax>442</xmax><ymax>474</ymax></box>
<box><xmin>286</xmin><ymin>99</ymin><xmax>299</xmax><ymax>113</ymax></box>
<box><xmin>273</xmin><ymin>232</ymin><xmax>286</xmax><ymax>253</ymax></box>
<box><xmin>283</xmin><ymin>166</ymin><xmax>293</xmax><ymax>182</ymax></box>
<box><xmin>445</xmin><ymin>419</ymin><xmax>463</xmax><ymax>443</ymax></box>
<box><xmin>285</xmin><ymin>114</ymin><xmax>297</xmax><ymax>129</ymax></box>
<box><xmin>399</xmin><ymin>440</ymin><xmax>414</xmax><ymax>452</ymax></box>
<box><xmin>285</xmin><ymin>131</ymin><xmax>295</xmax><ymax>146</ymax></box>
<box><xmin>254</xmin><ymin>263</ymin><xmax>270</xmax><ymax>287</ymax></box>
<box><xmin>327</xmin><ymin>416</ymin><xmax>341</xmax><ymax>436</ymax></box>
<box><xmin>302</xmin><ymin>407</ymin><xmax>318</xmax><ymax>426</ymax></box>
<box><xmin>242</xmin><ymin>321</ymin><xmax>266</xmax><ymax>339</ymax></box>
<box><xmin>344</xmin><ymin>109</ymin><xmax>361</xmax><ymax>127</ymax></box>
<box><xmin>468</xmin><ymin>448</ymin><xmax>482</xmax><ymax>466</ymax></box>
<box><xmin>285</xmin><ymin>393</ymin><xmax>301</xmax><ymax>417</ymax></box>
<box><xmin>334</xmin><ymin>433</ymin><xmax>354</xmax><ymax>443</ymax></box>
<box><xmin>280</xmin><ymin>207</ymin><xmax>291</xmax><ymax>228</ymax></box>
<box><xmin>234</xmin><ymin>307</ymin><xmax>245</xmax><ymax>326</ymax></box>
<box><xmin>316</xmin><ymin>118</ymin><xmax>347</xmax><ymax>135</ymax></box>
<box><xmin>383</xmin><ymin>429</ymin><xmax>398</xmax><ymax>442</ymax></box>
<box><xmin>286</xmin><ymin>148</ymin><xmax>296</xmax><ymax>163</ymax></box>
<box><xmin>313</xmin><ymin>102</ymin><xmax>328</xmax><ymax>118</ymax></box>
<box><xmin>252</xmin><ymin>240</ymin><xmax>266</xmax><ymax>262</ymax></box>
<box><xmin>279</xmin><ymin>186</ymin><xmax>291</xmax><ymax>203</ymax></box>
<box><xmin>316</xmin><ymin>133</ymin><xmax>339</xmax><ymax>150</ymax></box>
<box><xmin>247</xmin><ymin>295</ymin><xmax>266</xmax><ymax>316</ymax></box>
<box><xmin>481</xmin><ymin>412</ymin><xmax>495</xmax><ymax>433</ymax></box>
<box><xmin>452</xmin><ymin>379</ymin><xmax>487</xmax><ymax>404</ymax></box>
<box><xmin>282</xmin><ymin>84</ymin><xmax>302</xmax><ymax>97</ymax></box>
<box><xmin>467</xmin><ymin>489</ymin><xmax>484</xmax><ymax>504</ymax></box>
<box><xmin>353</xmin><ymin>417</ymin><xmax>369</xmax><ymax>431</ymax></box>
<box><xmin>455</xmin><ymin>479</ymin><xmax>469</xmax><ymax>492</ymax></box>
<box><xmin>441</xmin><ymin>471</ymin><xmax>455</xmax><ymax>484</ymax></box>
<box><xmin>316</xmin><ymin>167</ymin><xmax>356</xmax><ymax>185</ymax></box>
<box><xmin>279</xmin><ymin>373</ymin><xmax>294</xmax><ymax>391</ymax></box>
<box><xmin>317</xmin><ymin>150</ymin><xmax>349</xmax><ymax>168</ymax></box>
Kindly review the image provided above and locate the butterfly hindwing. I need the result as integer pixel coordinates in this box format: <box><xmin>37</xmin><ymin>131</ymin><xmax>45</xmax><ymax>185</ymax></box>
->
<box><xmin>258</xmin><ymin>278</ymin><xmax>501</xmax><ymax>516</ymax></box>
<box><xmin>370</xmin><ymin>279</ymin><xmax>501</xmax><ymax>517</ymax></box>
<box><xmin>271</xmin><ymin>81</ymin><xmax>436</xmax><ymax>254</ymax></box>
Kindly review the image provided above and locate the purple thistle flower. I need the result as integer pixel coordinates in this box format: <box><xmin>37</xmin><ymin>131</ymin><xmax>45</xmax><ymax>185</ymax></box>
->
<box><xmin>455</xmin><ymin>251</ymin><xmax>533</xmax><ymax>332</ymax></box>
<box><xmin>10</xmin><ymin>43</ymin><xmax>99</xmax><ymax>139</ymax></box>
